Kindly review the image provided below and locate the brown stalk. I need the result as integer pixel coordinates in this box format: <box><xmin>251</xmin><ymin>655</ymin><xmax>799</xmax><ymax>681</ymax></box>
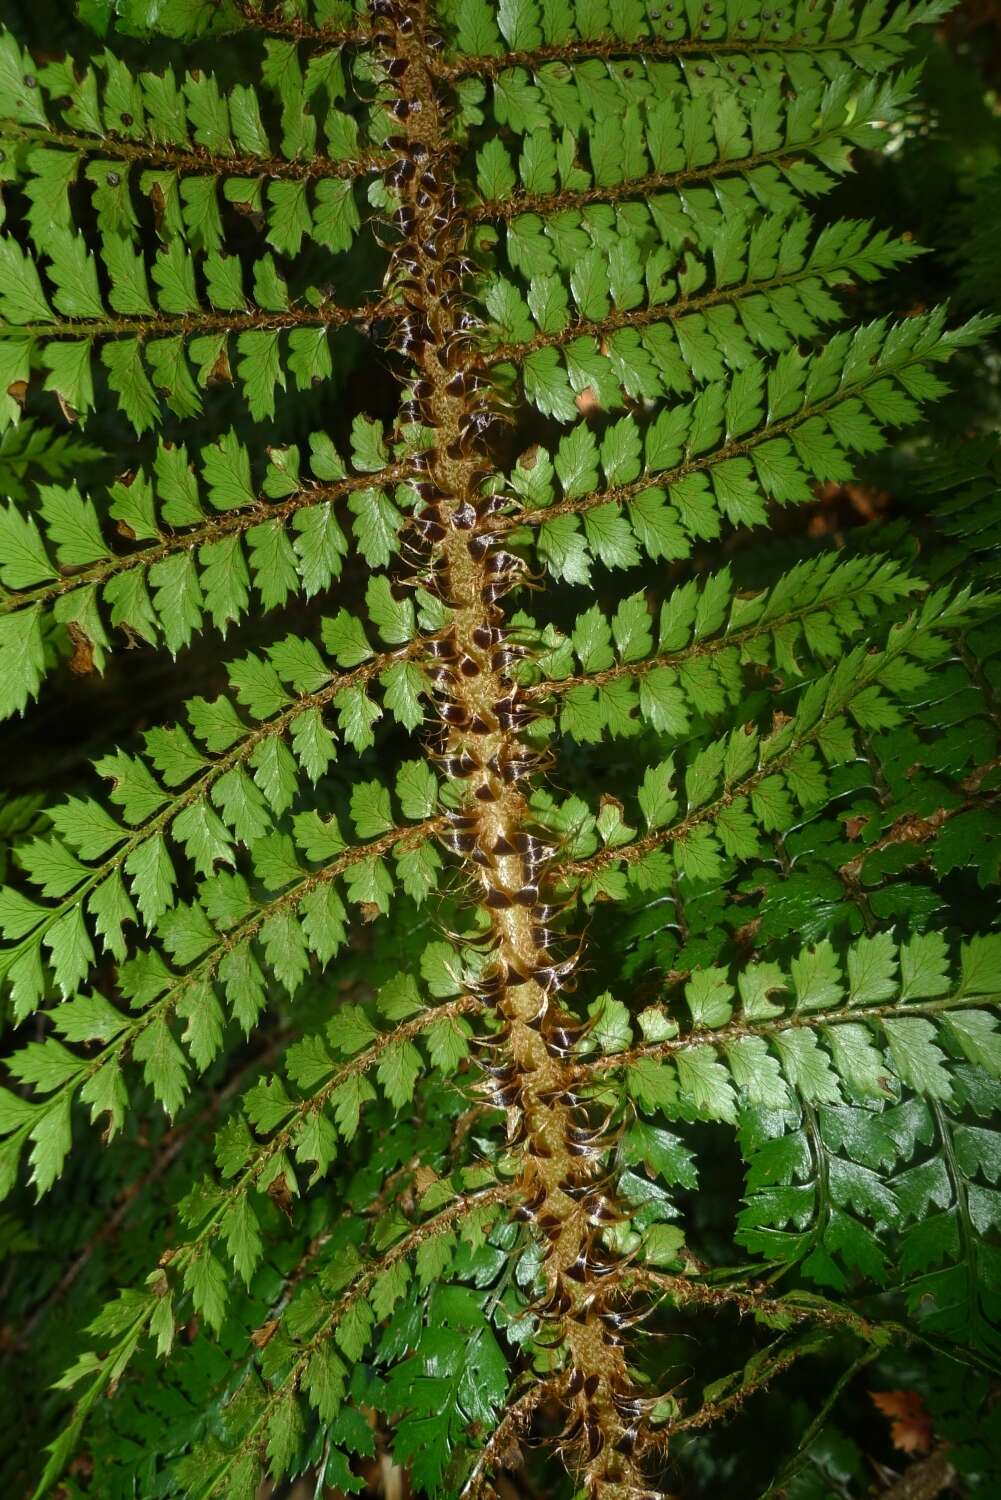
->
<box><xmin>373</xmin><ymin>4</ymin><xmax>667</xmax><ymax>1493</ymax></box>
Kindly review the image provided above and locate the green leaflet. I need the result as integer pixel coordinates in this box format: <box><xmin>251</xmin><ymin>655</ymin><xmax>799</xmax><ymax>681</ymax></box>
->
<box><xmin>0</xmin><ymin>437</ymin><xmax>414</xmax><ymax>713</ymax></box>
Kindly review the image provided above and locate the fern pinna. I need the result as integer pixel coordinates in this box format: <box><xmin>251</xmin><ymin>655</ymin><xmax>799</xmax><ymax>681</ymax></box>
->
<box><xmin>0</xmin><ymin>0</ymin><xmax>999</xmax><ymax>1496</ymax></box>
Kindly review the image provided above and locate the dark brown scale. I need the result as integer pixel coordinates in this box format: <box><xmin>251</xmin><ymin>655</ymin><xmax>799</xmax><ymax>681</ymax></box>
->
<box><xmin>601</xmin><ymin>1308</ymin><xmax>636</xmax><ymax>1333</ymax></box>
<box><xmin>459</xmin><ymin>409</ymin><xmax>499</xmax><ymax>441</ymax></box>
<box><xmin>515</xmin><ymin>832</ymin><xmax>555</xmax><ymax>859</ymax></box>
<box><xmin>474</xmin><ymin>971</ymin><xmax>507</xmax><ymax>1002</ymax></box>
<box><xmin>490</xmin><ymin>646</ymin><xmax>526</xmax><ymax>672</ymax></box>
<box><xmin>410</xmin><ymin>510</ymin><xmax>446</xmax><ymax>539</ymax></box>
<box><xmin>443</xmin><ymin>255</ymin><xmax>476</xmax><ymax>278</ymax></box>
<box><xmin>496</xmin><ymin>705</ymin><xmax>534</xmax><ymax>731</ymax></box>
<box><xmin>585</xmin><ymin>1422</ymin><xmax>605</xmax><ymax>1459</ymax></box>
<box><xmin>538</xmin><ymin>1286</ymin><xmax>574</xmax><ymax>1317</ymax></box>
<box><xmin>496</xmin><ymin>753</ymin><xmax>528</xmax><ymax>784</ymax></box>
<box><xmin>485</xmin><ymin>550</ymin><xmax>523</xmax><ymax>577</ymax></box>
<box><xmin>514</xmin><ymin>1186</ymin><xmax>547</xmax><ymax>1218</ymax></box>
<box><xmin>562</xmin><ymin>1413</ymin><xmax>586</xmax><ymax>1445</ymax></box>
<box><xmin>425</xmin><ymin>636</ymin><xmax>457</xmax><ymax>661</ymax></box>
<box><xmin>412</xmin><ymin>516</ymin><xmax>446</xmax><ymax>544</ymax></box>
<box><xmin>487</xmin><ymin>1080</ymin><xmax>524</xmax><ymax>1108</ymax></box>
<box><xmin>441</xmin><ymin>748</ymin><xmax>478</xmax><ymax>774</ymax></box>
<box><xmin>561</xmin><ymin>1177</ymin><xmax>602</xmax><ymax>1200</ymax></box>
<box><xmin>444</xmin><ymin>337</ymin><xmax>478</xmax><ymax>369</ymax></box>
<box><xmin>399</xmin><ymin>315</ymin><xmax>428</xmax><ymax>338</ymax></box>
<box><xmin>543</xmin><ymin>1028</ymin><xmax>582</xmax><ymax>1057</ymax></box>
<box><xmin>566</xmin><ymin>1139</ymin><xmax>597</xmax><ymax>1159</ymax></box>
<box><xmin>439</xmin><ymin>702</ymin><xmax>469</xmax><ymax>727</ymax></box>
<box><xmin>615</xmin><ymin>1426</ymin><xmax>639</xmax><ymax>1457</ymax></box>
<box><xmin>532</xmin><ymin>902</ymin><xmax>568</xmax><ymax>925</ymax></box>
<box><xmin>531</xmin><ymin>924</ymin><xmax>557</xmax><ymax>949</ymax></box>
<box><xmin>441</xmin><ymin>831</ymin><xmax>477</xmax><ymax>854</ymax></box>
<box><xmin>481</xmin><ymin>1059</ymin><xmax>518</xmax><ymax>1084</ymax></box>
<box><xmin>451</xmin><ymin>500</ymin><xmax>477</xmax><ymax>529</ymax></box>
<box><xmin>468</xmin><ymin>713</ymin><xmax>496</xmax><ymax>735</ymax></box>
<box><xmin>612</xmin><ymin>1392</ymin><xmax>647</xmax><ymax>1418</ymax></box>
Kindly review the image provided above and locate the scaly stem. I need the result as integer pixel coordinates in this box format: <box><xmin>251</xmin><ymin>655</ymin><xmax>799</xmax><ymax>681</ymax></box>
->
<box><xmin>378</xmin><ymin>5</ymin><xmax>664</xmax><ymax>1493</ymax></box>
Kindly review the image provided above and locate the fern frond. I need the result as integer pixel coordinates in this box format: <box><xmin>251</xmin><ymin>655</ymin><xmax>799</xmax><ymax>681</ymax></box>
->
<box><xmin>445</xmin><ymin>0</ymin><xmax>947</xmax><ymax>88</ymax></box>
<box><xmin>518</xmin><ymin>553</ymin><xmax>919</xmax><ymax>742</ymax></box>
<box><xmin>0</xmin><ymin>431</ymin><xmax>420</xmax><ymax>712</ymax></box>
<box><xmin>471</xmin><ymin>71</ymin><xmax>919</xmax><ymax>223</ymax></box>
<box><xmin>0</xmin><ymin>233</ymin><xmax>386</xmax><ymax>433</ymax></box>
<box><xmin>0</xmin><ymin>808</ymin><xmax>443</xmax><ymax>1191</ymax></box>
<box><xmin>0</xmin><ymin>34</ymin><xmax>382</xmax><ymax>249</ymax></box>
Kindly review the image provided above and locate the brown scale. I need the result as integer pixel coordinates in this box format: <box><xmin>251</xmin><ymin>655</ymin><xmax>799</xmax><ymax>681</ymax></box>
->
<box><xmin>372</xmin><ymin>7</ymin><xmax>661</xmax><ymax>1496</ymax></box>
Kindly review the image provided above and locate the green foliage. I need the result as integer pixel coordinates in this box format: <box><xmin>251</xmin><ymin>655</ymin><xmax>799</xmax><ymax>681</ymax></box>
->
<box><xmin>0</xmin><ymin>430</ymin><xmax>416</xmax><ymax>712</ymax></box>
<box><xmin>0</xmin><ymin>3</ymin><xmax>999</xmax><ymax>1500</ymax></box>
